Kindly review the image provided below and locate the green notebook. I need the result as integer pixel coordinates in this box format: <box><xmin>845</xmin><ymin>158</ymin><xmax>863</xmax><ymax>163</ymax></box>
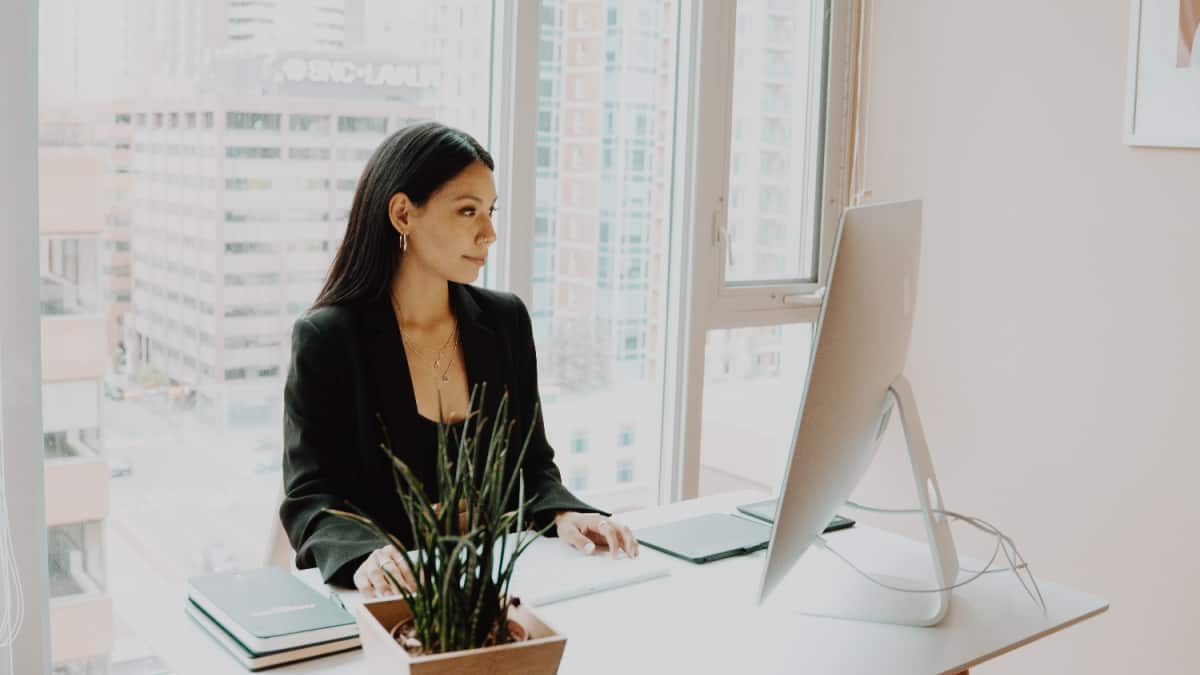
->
<box><xmin>187</xmin><ymin>567</ymin><xmax>357</xmax><ymax>654</ymax></box>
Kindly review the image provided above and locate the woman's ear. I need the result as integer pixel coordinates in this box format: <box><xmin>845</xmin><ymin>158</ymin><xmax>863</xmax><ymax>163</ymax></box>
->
<box><xmin>388</xmin><ymin>193</ymin><xmax>413</xmax><ymax>235</ymax></box>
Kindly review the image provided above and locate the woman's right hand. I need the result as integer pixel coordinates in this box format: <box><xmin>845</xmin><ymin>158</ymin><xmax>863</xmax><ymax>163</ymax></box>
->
<box><xmin>353</xmin><ymin>545</ymin><xmax>416</xmax><ymax>599</ymax></box>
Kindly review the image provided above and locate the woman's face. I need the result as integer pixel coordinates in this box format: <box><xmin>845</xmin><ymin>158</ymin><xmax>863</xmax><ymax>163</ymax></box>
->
<box><xmin>391</xmin><ymin>160</ymin><xmax>498</xmax><ymax>284</ymax></box>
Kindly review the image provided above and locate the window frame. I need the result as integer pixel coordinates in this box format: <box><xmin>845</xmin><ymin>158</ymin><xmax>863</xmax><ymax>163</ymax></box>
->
<box><xmin>657</xmin><ymin>0</ymin><xmax>860</xmax><ymax>500</ymax></box>
<box><xmin>703</xmin><ymin>0</ymin><xmax>849</xmax><ymax>325</ymax></box>
<box><xmin>487</xmin><ymin>0</ymin><xmax>539</xmax><ymax>300</ymax></box>
<box><xmin>1</xmin><ymin>0</ymin><xmax>52</xmax><ymax>672</ymax></box>
<box><xmin>499</xmin><ymin>0</ymin><xmax>858</xmax><ymax>502</ymax></box>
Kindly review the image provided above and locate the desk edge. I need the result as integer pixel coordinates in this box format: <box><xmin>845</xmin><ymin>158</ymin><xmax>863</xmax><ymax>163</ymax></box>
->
<box><xmin>938</xmin><ymin>602</ymin><xmax>1110</xmax><ymax>675</ymax></box>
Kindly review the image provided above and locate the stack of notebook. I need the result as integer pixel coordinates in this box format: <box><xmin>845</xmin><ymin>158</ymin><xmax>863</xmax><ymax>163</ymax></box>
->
<box><xmin>186</xmin><ymin>567</ymin><xmax>360</xmax><ymax>671</ymax></box>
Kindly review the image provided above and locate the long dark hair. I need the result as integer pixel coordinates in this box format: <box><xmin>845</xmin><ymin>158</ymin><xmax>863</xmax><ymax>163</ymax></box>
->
<box><xmin>311</xmin><ymin>121</ymin><xmax>494</xmax><ymax>310</ymax></box>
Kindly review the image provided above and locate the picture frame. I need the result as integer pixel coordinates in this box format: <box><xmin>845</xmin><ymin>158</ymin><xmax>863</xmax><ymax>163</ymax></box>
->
<box><xmin>1124</xmin><ymin>0</ymin><xmax>1200</xmax><ymax>147</ymax></box>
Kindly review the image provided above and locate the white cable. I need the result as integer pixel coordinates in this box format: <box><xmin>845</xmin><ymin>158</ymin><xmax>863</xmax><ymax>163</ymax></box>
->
<box><xmin>871</xmin><ymin>502</ymin><xmax>1045</xmax><ymax>612</ymax></box>
<box><xmin>0</xmin><ymin>440</ymin><xmax>26</xmax><ymax>648</ymax></box>
<box><xmin>813</xmin><ymin>500</ymin><xmax>1046</xmax><ymax>614</ymax></box>
<box><xmin>814</xmin><ymin>530</ymin><xmax>1002</xmax><ymax>594</ymax></box>
<box><xmin>844</xmin><ymin>501</ymin><xmax>1047</xmax><ymax>612</ymax></box>
<box><xmin>871</xmin><ymin>504</ymin><xmax>1045</xmax><ymax>612</ymax></box>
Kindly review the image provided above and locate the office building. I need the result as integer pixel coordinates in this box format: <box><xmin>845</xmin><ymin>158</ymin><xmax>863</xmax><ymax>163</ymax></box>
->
<box><xmin>125</xmin><ymin>87</ymin><xmax>433</xmax><ymax>431</ymax></box>
<box><xmin>39</xmin><ymin>112</ymin><xmax>116</xmax><ymax>675</ymax></box>
<box><xmin>529</xmin><ymin>0</ymin><xmax>678</xmax><ymax>510</ymax></box>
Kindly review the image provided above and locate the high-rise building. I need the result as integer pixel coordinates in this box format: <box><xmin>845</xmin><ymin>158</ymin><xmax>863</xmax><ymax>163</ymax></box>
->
<box><xmin>726</xmin><ymin>0</ymin><xmax>817</xmax><ymax>282</ymax></box>
<box><xmin>223</xmin><ymin>0</ymin><xmax>351</xmax><ymax>50</ymax></box>
<box><xmin>125</xmin><ymin>92</ymin><xmax>432</xmax><ymax>431</ymax></box>
<box><xmin>121</xmin><ymin>0</ymin><xmax>364</xmax><ymax>97</ymax></box>
<box><xmin>117</xmin><ymin>0</ymin><xmax>459</xmax><ymax>433</ymax></box>
<box><xmin>531</xmin><ymin>0</ymin><xmax>678</xmax><ymax>510</ymax></box>
<box><xmin>355</xmin><ymin>0</ymin><xmax>492</xmax><ymax>140</ymax></box>
<box><xmin>39</xmin><ymin>111</ymin><xmax>116</xmax><ymax>675</ymax></box>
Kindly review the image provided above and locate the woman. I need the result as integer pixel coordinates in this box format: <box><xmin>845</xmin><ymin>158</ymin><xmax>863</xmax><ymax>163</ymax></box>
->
<box><xmin>280</xmin><ymin>121</ymin><xmax>638</xmax><ymax>599</ymax></box>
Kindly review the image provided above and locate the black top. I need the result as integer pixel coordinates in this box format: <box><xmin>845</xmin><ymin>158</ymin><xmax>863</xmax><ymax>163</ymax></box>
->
<box><xmin>406</xmin><ymin>415</ymin><xmax>441</xmax><ymax>505</ymax></box>
<box><xmin>279</xmin><ymin>282</ymin><xmax>607</xmax><ymax>588</ymax></box>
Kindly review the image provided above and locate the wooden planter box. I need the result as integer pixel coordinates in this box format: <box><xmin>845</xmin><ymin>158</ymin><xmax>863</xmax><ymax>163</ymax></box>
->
<box><xmin>355</xmin><ymin>598</ymin><xmax>566</xmax><ymax>675</ymax></box>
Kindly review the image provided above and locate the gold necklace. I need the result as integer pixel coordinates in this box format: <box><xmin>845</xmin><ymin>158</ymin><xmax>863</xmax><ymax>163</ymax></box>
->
<box><xmin>392</xmin><ymin>296</ymin><xmax>459</xmax><ymax>386</ymax></box>
<box><xmin>405</xmin><ymin>329</ymin><xmax>458</xmax><ymax>385</ymax></box>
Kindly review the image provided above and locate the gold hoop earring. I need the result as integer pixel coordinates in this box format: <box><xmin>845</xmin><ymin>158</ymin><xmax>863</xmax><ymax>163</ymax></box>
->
<box><xmin>400</xmin><ymin>233</ymin><xmax>408</xmax><ymax>252</ymax></box>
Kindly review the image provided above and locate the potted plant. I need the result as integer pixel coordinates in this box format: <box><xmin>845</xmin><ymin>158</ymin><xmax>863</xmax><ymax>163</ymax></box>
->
<box><xmin>325</xmin><ymin>386</ymin><xmax>566</xmax><ymax>675</ymax></box>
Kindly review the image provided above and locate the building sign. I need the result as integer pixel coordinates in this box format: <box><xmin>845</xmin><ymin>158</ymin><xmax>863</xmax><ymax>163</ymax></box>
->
<box><xmin>274</xmin><ymin>57</ymin><xmax>440</xmax><ymax>90</ymax></box>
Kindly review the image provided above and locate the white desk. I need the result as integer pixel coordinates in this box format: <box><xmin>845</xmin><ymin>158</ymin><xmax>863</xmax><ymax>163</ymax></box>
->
<box><xmin>151</xmin><ymin>491</ymin><xmax>1107</xmax><ymax>675</ymax></box>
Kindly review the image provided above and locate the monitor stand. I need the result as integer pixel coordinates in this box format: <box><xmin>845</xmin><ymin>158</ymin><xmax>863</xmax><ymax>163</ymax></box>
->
<box><xmin>771</xmin><ymin>374</ymin><xmax>960</xmax><ymax>627</ymax></box>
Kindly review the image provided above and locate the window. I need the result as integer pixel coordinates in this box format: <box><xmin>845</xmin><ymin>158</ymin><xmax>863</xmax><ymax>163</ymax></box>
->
<box><xmin>48</xmin><ymin>522</ymin><xmax>105</xmax><ymax>598</ymax></box>
<box><xmin>629</xmin><ymin>148</ymin><xmax>646</xmax><ymax>171</ymax></box>
<box><xmin>532</xmin><ymin>0</ymin><xmax>681</xmax><ymax>510</ymax></box>
<box><xmin>723</xmin><ymin>0</ymin><xmax>822</xmax><ymax>284</ymax></box>
<box><xmin>28</xmin><ymin>4</ymin><xmax>497</xmax><ymax>671</ymax></box>
<box><xmin>12</xmin><ymin>2</ymin><xmax>849</xmax><ymax>670</ymax></box>
<box><xmin>288</xmin><ymin>147</ymin><xmax>332</xmax><ymax>160</ymax></box>
<box><xmin>616</xmin><ymin>459</ymin><xmax>634</xmax><ymax>484</ymax></box>
<box><xmin>226</xmin><ymin>112</ymin><xmax>281</xmax><ymax>131</ymax></box>
<box><xmin>619</xmin><ymin>426</ymin><xmax>635</xmax><ymax>447</ymax></box>
<box><xmin>225</xmin><ymin>177</ymin><xmax>273</xmax><ymax>191</ymax></box>
<box><xmin>225</xmin><ymin>146</ymin><xmax>281</xmax><ymax>159</ymax></box>
<box><xmin>290</xmin><ymin>114</ymin><xmax>331</xmax><ymax>134</ymax></box>
<box><xmin>224</xmin><ymin>272</ymin><xmax>280</xmax><ymax>286</ymax></box>
<box><xmin>337</xmin><ymin>115</ymin><xmax>388</xmax><ymax>134</ymax></box>
<box><xmin>698</xmin><ymin>323</ymin><xmax>811</xmax><ymax>496</ymax></box>
<box><xmin>44</xmin><ymin>429</ymin><xmax>100</xmax><ymax>459</ymax></box>
<box><xmin>40</xmin><ymin>237</ymin><xmax>99</xmax><ymax>315</ymax></box>
<box><xmin>335</xmin><ymin>147</ymin><xmax>374</xmax><ymax>161</ymax></box>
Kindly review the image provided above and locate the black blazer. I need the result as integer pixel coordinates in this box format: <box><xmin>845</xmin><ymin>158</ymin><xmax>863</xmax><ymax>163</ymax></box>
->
<box><xmin>280</xmin><ymin>282</ymin><xmax>607</xmax><ymax>587</ymax></box>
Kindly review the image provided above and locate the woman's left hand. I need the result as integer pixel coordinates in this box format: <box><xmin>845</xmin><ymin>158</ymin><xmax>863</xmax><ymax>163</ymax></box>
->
<box><xmin>554</xmin><ymin>511</ymin><xmax>639</xmax><ymax>559</ymax></box>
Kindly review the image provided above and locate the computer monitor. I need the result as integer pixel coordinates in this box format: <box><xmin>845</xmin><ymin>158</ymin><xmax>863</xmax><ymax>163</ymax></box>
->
<box><xmin>757</xmin><ymin>199</ymin><xmax>959</xmax><ymax>627</ymax></box>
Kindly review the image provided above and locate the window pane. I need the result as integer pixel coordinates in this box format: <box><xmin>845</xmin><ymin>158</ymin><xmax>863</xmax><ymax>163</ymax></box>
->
<box><xmin>724</xmin><ymin>0</ymin><xmax>823</xmax><ymax>284</ymax></box>
<box><xmin>698</xmin><ymin>323</ymin><xmax>811</xmax><ymax>497</ymax></box>
<box><xmin>225</xmin><ymin>112</ymin><xmax>281</xmax><ymax>131</ymax></box>
<box><xmin>289</xmin><ymin>113</ymin><xmax>331</xmax><ymax>134</ymax></box>
<box><xmin>38</xmin><ymin>0</ymin><xmax>495</xmax><ymax>670</ymax></box>
<box><xmin>532</xmin><ymin>0</ymin><xmax>680</xmax><ymax>513</ymax></box>
<box><xmin>48</xmin><ymin>522</ymin><xmax>105</xmax><ymax>598</ymax></box>
<box><xmin>39</xmin><ymin>236</ymin><xmax>101</xmax><ymax>316</ymax></box>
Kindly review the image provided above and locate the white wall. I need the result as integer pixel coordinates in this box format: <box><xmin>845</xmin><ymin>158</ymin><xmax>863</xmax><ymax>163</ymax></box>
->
<box><xmin>848</xmin><ymin>1</ymin><xmax>1200</xmax><ymax>673</ymax></box>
